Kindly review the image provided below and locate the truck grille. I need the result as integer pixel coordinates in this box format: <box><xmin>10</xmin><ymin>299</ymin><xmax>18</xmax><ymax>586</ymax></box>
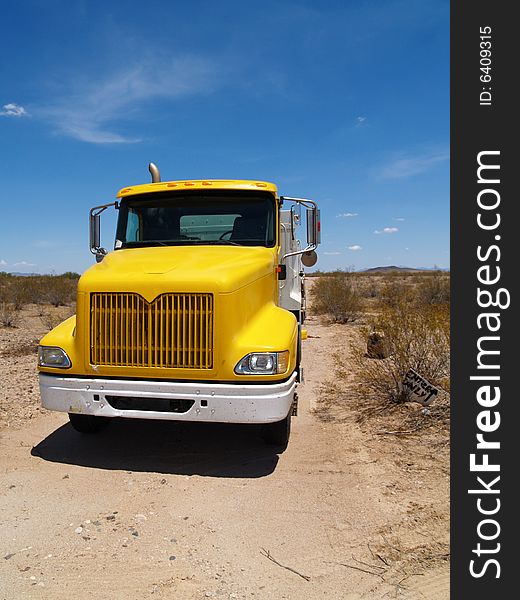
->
<box><xmin>90</xmin><ymin>293</ymin><xmax>214</xmax><ymax>369</ymax></box>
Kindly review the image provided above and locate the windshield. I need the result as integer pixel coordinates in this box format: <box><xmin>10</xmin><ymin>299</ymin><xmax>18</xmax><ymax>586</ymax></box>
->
<box><xmin>115</xmin><ymin>191</ymin><xmax>277</xmax><ymax>248</ymax></box>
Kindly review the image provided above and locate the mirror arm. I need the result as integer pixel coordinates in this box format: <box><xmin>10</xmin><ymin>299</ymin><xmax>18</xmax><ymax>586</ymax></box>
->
<box><xmin>282</xmin><ymin>243</ymin><xmax>317</xmax><ymax>262</ymax></box>
<box><xmin>280</xmin><ymin>196</ymin><xmax>317</xmax><ymax>211</ymax></box>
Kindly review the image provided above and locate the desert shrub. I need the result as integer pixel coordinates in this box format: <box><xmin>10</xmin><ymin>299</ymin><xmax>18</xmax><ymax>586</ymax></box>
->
<box><xmin>21</xmin><ymin>277</ymin><xmax>50</xmax><ymax>304</ymax></box>
<box><xmin>362</xmin><ymin>282</ymin><xmax>379</xmax><ymax>299</ymax></box>
<box><xmin>308</xmin><ymin>267</ymin><xmax>355</xmax><ymax>278</ymax></box>
<box><xmin>358</xmin><ymin>276</ymin><xmax>384</xmax><ymax>299</ymax></box>
<box><xmin>44</xmin><ymin>276</ymin><xmax>77</xmax><ymax>307</ymax></box>
<box><xmin>312</xmin><ymin>275</ymin><xmax>362</xmax><ymax>322</ymax></box>
<box><xmin>379</xmin><ymin>281</ymin><xmax>416</xmax><ymax>309</ymax></box>
<box><xmin>0</xmin><ymin>302</ymin><xmax>19</xmax><ymax>328</ymax></box>
<box><xmin>40</xmin><ymin>306</ymin><xmax>75</xmax><ymax>331</ymax></box>
<box><xmin>354</xmin><ymin>301</ymin><xmax>450</xmax><ymax>403</ymax></box>
<box><xmin>416</xmin><ymin>273</ymin><xmax>450</xmax><ymax>306</ymax></box>
<box><xmin>0</xmin><ymin>283</ymin><xmax>8</xmax><ymax>303</ymax></box>
<box><xmin>378</xmin><ymin>273</ymin><xmax>451</xmax><ymax>311</ymax></box>
<box><xmin>5</xmin><ymin>278</ymin><xmax>34</xmax><ymax>309</ymax></box>
<box><xmin>0</xmin><ymin>274</ymin><xmax>78</xmax><ymax>308</ymax></box>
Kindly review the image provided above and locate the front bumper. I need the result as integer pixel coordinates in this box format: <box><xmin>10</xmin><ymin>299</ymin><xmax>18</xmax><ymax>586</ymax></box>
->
<box><xmin>39</xmin><ymin>373</ymin><xmax>297</xmax><ymax>424</ymax></box>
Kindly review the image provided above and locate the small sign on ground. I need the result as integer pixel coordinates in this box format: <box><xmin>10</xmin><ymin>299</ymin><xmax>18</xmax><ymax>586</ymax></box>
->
<box><xmin>402</xmin><ymin>368</ymin><xmax>439</xmax><ymax>406</ymax></box>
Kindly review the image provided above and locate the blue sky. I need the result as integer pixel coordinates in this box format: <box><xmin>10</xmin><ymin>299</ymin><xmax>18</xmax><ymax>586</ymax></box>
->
<box><xmin>0</xmin><ymin>0</ymin><xmax>449</xmax><ymax>274</ymax></box>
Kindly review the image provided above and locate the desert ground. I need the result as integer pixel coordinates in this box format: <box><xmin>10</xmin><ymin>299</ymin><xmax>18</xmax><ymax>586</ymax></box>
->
<box><xmin>0</xmin><ymin>278</ymin><xmax>449</xmax><ymax>599</ymax></box>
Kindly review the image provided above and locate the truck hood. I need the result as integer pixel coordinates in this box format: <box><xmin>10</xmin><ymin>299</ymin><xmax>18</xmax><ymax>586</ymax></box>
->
<box><xmin>78</xmin><ymin>246</ymin><xmax>277</xmax><ymax>299</ymax></box>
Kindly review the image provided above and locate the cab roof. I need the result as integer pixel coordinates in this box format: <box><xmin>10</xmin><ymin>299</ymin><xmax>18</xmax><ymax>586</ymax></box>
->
<box><xmin>117</xmin><ymin>180</ymin><xmax>278</xmax><ymax>199</ymax></box>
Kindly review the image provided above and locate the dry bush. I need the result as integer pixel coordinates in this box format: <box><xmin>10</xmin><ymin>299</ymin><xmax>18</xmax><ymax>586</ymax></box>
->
<box><xmin>354</xmin><ymin>302</ymin><xmax>450</xmax><ymax>403</ymax></box>
<box><xmin>357</xmin><ymin>275</ymin><xmax>383</xmax><ymax>299</ymax></box>
<box><xmin>0</xmin><ymin>302</ymin><xmax>19</xmax><ymax>328</ymax></box>
<box><xmin>40</xmin><ymin>307</ymin><xmax>75</xmax><ymax>331</ymax></box>
<box><xmin>312</xmin><ymin>275</ymin><xmax>362</xmax><ymax>322</ymax></box>
<box><xmin>308</xmin><ymin>268</ymin><xmax>354</xmax><ymax>278</ymax></box>
<box><xmin>43</xmin><ymin>276</ymin><xmax>77</xmax><ymax>307</ymax></box>
<box><xmin>361</xmin><ymin>281</ymin><xmax>380</xmax><ymax>299</ymax></box>
<box><xmin>379</xmin><ymin>280</ymin><xmax>416</xmax><ymax>309</ymax></box>
<box><xmin>7</xmin><ymin>279</ymin><xmax>35</xmax><ymax>309</ymax></box>
<box><xmin>378</xmin><ymin>273</ymin><xmax>450</xmax><ymax>311</ymax></box>
<box><xmin>17</xmin><ymin>277</ymin><xmax>49</xmax><ymax>305</ymax></box>
<box><xmin>0</xmin><ymin>274</ymin><xmax>78</xmax><ymax>308</ymax></box>
<box><xmin>416</xmin><ymin>273</ymin><xmax>450</xmax><ymax>306</ymax></box>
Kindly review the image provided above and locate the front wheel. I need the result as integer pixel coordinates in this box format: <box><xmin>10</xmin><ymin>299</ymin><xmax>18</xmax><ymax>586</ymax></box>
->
<box><xmin>262</xmin><ymin>413</ymin><xmax>291</xmax><ymax>450</ymax></box>
<box><xmin>68</xmin><ymin>413</ymin><xmax>109</xmax><ymax>434</ymax></box>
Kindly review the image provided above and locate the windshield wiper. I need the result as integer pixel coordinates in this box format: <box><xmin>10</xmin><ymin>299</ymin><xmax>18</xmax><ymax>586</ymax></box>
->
<box><xmin>123</xmin><ymin>241</ymin><xmax>169</xmax><ymax>247</ymax></box>
<box><xmin>194</xmin><ymin>240</ymin><xmax>241</xmax><ymax>246</ymax></box>
<box><xmin>122</xmin><ymin>239</ymin><xmax>243</xmax><ymax>248</ymax></box>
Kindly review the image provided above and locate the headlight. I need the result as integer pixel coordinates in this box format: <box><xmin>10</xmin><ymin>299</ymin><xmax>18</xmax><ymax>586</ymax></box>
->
<box><xmin>235</xmin><ymin>351</ymin><xmax>289</xmax><ymax>375</ymax></box>
<box><xmin>38</xmin><ymin>346</ymin><xmax>72</xmax><ymax>368</ymax></box>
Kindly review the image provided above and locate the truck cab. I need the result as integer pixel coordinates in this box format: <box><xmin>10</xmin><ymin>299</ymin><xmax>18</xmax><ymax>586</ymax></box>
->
<box><xmin>38</xmin><ymin>165</ymin><xmax>320</xmax><ymax>448</ymax></box>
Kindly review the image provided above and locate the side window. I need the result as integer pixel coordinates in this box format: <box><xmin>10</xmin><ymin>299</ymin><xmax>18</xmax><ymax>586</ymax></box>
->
<box><xmin>126</xmin><ymin>209</ymin><xmax>141</xmax><ymax>242</ymax></box>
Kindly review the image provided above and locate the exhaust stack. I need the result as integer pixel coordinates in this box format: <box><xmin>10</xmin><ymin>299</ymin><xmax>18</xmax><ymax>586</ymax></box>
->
<box><xmin>148</xmin><ymin>162</ymin><xmax>161</xmax><ymax>183</ymax></box>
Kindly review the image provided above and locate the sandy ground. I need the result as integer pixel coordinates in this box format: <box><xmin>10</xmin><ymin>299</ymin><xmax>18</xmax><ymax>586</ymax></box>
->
<box><xmin>0</xmin><ymin>301</ymin><xmax>449</xmax><ymax>599</ymax></box>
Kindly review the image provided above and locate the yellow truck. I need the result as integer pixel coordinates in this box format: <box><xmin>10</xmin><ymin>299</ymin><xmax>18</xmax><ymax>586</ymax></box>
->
<box><xmin>38</xmin><ymin>164</ymin><xmax>320</xmax><ymax>448</ymax></box>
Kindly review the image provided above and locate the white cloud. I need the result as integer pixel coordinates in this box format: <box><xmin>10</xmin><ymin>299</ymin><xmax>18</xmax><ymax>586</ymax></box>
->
<box><xmin>374</xmin><ymin>227</ymin><xmax>399</xmax><ymax>234</ymax></box>
<box><xmin>394</xmin><ymin>217</ymin><xmax>405</xmax><ymax>221</ymax></box>
<box><xmin>380</xmin><ymin>150</ymin><xmax>449</xmax><ymax>179</ymax></box>
<box><xmin>336</xmin><ymin>212</ymin><xmax>358</xmax><ymax>218</ymax></box>
<box><xmin>38</xmin><ymin>56</ymin><xmax>221</xmax><ymax>144</ymax></box>
<box><xmin>323</xmin><ymin>251</ymin><xmax>341</xmax><ymax>256</ymax></box>
<box><xmin>355</xmin><ymin>116</ymin><xmax>367</xmax><ymax>127</ymax></box>
<box><xmin>348</xmin><ymin>245</ymin><xmax>362</xmax><ymax>251</ymax></box>
<box><xmin>14</xmin><ymin>261</ymin><xmax>36</xmax><ymax>267</ymax></box>
<box><xmin>0</xmin><ymin>259</ymin><xmax>7</xmax><ymax>266</ymax></box>
<box><xmin>1</xmin><ymin>103</ymin><xmax>28</xmax><ymax>117</ymax></box>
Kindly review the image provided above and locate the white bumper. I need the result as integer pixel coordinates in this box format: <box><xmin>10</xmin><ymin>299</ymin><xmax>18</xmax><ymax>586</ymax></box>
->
<box><xmin>39</xmin><ymin>373</ymin><xmax>297</xmax><ymax>424</ymax></box>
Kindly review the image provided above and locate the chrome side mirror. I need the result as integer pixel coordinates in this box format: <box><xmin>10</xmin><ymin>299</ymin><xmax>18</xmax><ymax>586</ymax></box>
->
<box><xmin>306</xmin><ymin>207</ymin><xmax>321</xmax><ymax>247</ymax></box>
<box><xmin>302</xmin><ymin>250</ymin><xmax>318</xmax><ymax>267</ymax></box>
<box><xmin>279</xmin><ymin>197</ymin><xmax>320</xmax><ymax>265</ymax></box>
<box><xmin>89</xmin><ymin>202</ymin><xmax>117</xmax><ymax>262</ymax></box>
<box><xmin>90</xmin><ymin>213</ymin><xmax>101</xmax><ymax>250</ymax></box>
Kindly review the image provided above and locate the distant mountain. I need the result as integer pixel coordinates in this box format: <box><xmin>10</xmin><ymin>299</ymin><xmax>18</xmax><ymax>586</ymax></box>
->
<box><xmin>362</xmin><ymin>266</ymin><xmax>449</xmax><ymax>273</ymax></box>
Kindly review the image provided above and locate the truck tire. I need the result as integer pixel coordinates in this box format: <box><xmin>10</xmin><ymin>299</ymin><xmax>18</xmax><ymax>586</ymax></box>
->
<box><xmin>68</xmin><ymin>413</ymin><xmax>109</xmax><ymax>434</ymax></box>
<box><xmin>262</xmin><ymin>413</ymin><xmax>291</xmax><ymax>449</ymax></box>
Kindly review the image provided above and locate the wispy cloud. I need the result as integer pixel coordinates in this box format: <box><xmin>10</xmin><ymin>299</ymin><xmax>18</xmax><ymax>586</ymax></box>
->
<box><xmin>1</xmin><ymin>103</ymin><xmax>28</xmax><ymax>117</ymax></box>
<box><xmin>14</xmin><ymin>261</ymin><xmax>35</xmax><ymax>267</ymax></box>
<box><xmin>348</xmin><ymin>245</ymin><xmax>362</xmax><ymax>251</ymax></box>
<box><xmin>380</xmin><ymin>150</ymin><xmax>449</xmax><ymax>179</ymax></box>
<box><xmin>355</xmin><ymin>116</ymin><xmax>367</xmax><ymax>127</ymax></box>
<box><xmin>336</xmin><ymin>212</ymin><xmax>358</xmax><ymax>218</ymax></box>
<box><xmin>0</xmin><ymin>259</ymin><xmax>7</xmax><ymax>266</ymax></box>
<box><xmin>14</xmin><ymin>261</ymin><xmax>36</xmax><ymax>267</ymax></box>
<box><xmin>323</xmin><ymin>251</ymin><xmax>341</xmax><ymax>256</ymax></box>
<box><xmin>394</xmin><ymin>217</ymin><xmax>405</xmax><ymax>221</ymax></box>
<box><xmin>374</xmin><ymin>227</ymin><xmax>399</xmax><ymax>234</ymax></box>
<box><xmin>36</xmin><ymin>56</ymin><xmax>221</xmax><ymax>144</ymax></box>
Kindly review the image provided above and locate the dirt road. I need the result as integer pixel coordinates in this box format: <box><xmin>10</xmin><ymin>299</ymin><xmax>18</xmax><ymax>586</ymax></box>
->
<box><xmin>0</xmin><ymin>313</ymin><xmax>449</xmax><ymax>599</ymax></box>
